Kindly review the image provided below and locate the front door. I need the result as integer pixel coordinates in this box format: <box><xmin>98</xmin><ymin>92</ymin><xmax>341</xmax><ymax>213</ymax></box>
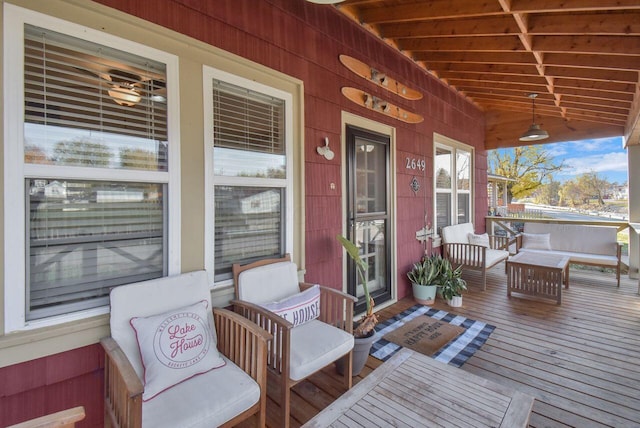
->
<box><xmin>345</xmin><ymin>125</ymin><xmax>392</xmax><ymax>314</ymax></box>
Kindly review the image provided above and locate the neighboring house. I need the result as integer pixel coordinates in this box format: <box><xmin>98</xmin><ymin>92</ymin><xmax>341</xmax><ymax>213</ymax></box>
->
<box><xmin>0</xmin><ymin>1</ymin><xmax>486</xmax><ymax>425</ymax></box>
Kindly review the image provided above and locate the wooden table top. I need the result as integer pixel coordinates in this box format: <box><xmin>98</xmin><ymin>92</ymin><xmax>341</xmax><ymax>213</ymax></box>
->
<box><xmin>508</xmin><ymin>251</ymin><xmax>570</xmax><ymax>270</ymax></box>
<box><xmin>303</xmin><ymin>348</ymin><xmax>534</xmax><ymax>428</ymax></box>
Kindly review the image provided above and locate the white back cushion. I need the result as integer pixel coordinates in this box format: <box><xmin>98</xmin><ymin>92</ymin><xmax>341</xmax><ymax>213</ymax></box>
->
<box><xmin>237</xmin><ymin>261</ymin><xmax>300</xmax><ymax>304</ymax></box>
<box><xmin>442</xmin><ymin>222</ymin><xmax>474</xmax><ymax>244</ymax></box>
<box><xmin>110</xmin><ymin>270</ymin><xmax>212</xmax><ymax>380</ymax></box>
<box><xmin>524</xmin><ymin>223</ymin><xmax>617</xmax><ymax>255</ymax></box>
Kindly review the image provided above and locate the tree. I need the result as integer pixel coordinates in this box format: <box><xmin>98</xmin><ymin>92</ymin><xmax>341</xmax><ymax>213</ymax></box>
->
<box><xmin>120</xmin><ymin>148</ymin><xmax>159</xmax><ymax>170</ymax></box>
<box><xmin>53</xmin><ymin>138</ymin><xmax>111</xmax><ymax>167</ymax></box>
<box><xmin>533</xmin><ymin>179</ymin><xmax>561</xmax><ymax>205</ymax></box>
<box><xmin>575</xmin><ymin>171</ymin><xmax>608</xmax><ymax>206</ymax></box>
<box><xmin>489</xmin><ymin>146</ymin><xmax>564</xmax><ymax>202</ymax></box>
<box><xmin>558</xmin><ymin>179</ymin><xmax>581</xmax><ymax>207</ymax></box>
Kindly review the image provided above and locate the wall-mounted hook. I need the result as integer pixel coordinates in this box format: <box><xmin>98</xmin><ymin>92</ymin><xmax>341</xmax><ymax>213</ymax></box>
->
<box><xmin>317</xmin><ymin>137</ymin><xmax>335</xmax><ymax>160</ymax></box>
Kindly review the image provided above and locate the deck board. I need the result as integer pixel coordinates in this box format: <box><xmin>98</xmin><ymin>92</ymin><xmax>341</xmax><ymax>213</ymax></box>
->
<box><xmin>236</xmin><ymin>264</ymin><xmax>640</xmax><ymax>427</ymax></box>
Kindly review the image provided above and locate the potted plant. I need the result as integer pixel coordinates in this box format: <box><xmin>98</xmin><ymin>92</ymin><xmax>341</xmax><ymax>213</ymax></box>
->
<box><xmin>438</xmin><ymin>258</ymin><xmax>467</xmax><ymax>307</ymax></box>
<box><xmin>407</xmin><ymin>255</ymin><xmax>443</xmax><ymax>305</ymax></box>
<box><xmin>336</xmin><ymin>234</ymin><xmax>379</xmax><ymax>376</ymax></box>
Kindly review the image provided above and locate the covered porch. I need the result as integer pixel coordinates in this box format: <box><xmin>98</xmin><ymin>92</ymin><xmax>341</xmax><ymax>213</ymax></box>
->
<box><xmin>2</xmin><ymin>1</ymin><xmax>640</xmax><ymax>426</ymax></box>
<box><xmin>268</xmin><ymin>266</ymin><xmax>640</xmax><ymax>428</ymax></box>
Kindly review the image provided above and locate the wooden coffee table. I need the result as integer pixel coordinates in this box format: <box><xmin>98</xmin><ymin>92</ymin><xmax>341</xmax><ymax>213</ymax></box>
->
<box><xmin>507</xmin><ymin>252</ymin><xmax>570</xmax><ymax>305</ymax></box>
<box><xmin>303</xmin><ymin>348</ymin><xmax>534</xmax><ymax>427</ymax></box>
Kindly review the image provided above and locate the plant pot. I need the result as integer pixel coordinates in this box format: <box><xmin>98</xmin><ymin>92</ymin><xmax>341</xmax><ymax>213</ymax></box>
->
<box><xmin>447</xmin><ymin>295</ymin><xmax>463</xmax><ymax>307</ymax></box>
<box><xmin>335</xmin><ymin>330</ymin><xmax>377</xmax><ymax>377</ymax></box>
<box><xmin>412</xmin><ymin>283</ymin><xmax>438</xmax><ymax>305</ymax></box>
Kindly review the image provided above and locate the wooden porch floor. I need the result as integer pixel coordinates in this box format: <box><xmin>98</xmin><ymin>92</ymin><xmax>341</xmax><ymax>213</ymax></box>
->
<box><xmin>244</xmin><ymin>265</ymin><xmax>640</xmax><ymax>428</ymax></box>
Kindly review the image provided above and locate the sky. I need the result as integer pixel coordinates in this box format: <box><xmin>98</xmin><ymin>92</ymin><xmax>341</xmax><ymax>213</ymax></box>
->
<box><xmin>492</xmin><ymin>136</ymin><xmax>628</xmax><ymax>185</ymax></box>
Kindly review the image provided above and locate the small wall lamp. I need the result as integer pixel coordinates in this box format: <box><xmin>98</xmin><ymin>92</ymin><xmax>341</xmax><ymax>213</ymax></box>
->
<box><xmin>317</xmin><ymin>137</ymin><xmax>335</xmax><ymax>160</ymax></box>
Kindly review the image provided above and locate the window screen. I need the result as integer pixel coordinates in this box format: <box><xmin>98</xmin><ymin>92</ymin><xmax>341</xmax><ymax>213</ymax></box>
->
<box><xmin>23</xmin><ymin>24</ymin><xmax>169</xmax><ymax>320</ymax></box>
<box><xmin>211</xmin><ymin>79</ymin><xmax>287</xmax><ymax>281</ymax></box>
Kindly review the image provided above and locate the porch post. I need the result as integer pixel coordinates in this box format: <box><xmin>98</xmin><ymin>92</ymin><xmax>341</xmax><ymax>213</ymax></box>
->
<box><xmin>628</xmin><ymin>145</ymin><xmax>640</xmax><ymax>292</ymax></box>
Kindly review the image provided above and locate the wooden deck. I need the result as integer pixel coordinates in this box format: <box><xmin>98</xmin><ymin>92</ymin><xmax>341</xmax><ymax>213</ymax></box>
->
<box><xmin>239</xmin><ymin>265</ymin><xmax>640</xmax><ymax>428</ymax></box>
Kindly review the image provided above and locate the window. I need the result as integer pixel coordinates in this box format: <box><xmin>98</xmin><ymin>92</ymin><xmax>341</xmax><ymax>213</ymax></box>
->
<box><xmin>434</xmin><ymin>137</ymin><xmax>473</xmax><ymax>235</ymax></box>
<box><xmin>4</xmin><ymin>5</ymin><xmax>180</xmax><ymax>330</ymax></box>
<box><xmin>203</xmin><ymin>67</ymin><xmax>293</xmax><ymax>284</ymax></box>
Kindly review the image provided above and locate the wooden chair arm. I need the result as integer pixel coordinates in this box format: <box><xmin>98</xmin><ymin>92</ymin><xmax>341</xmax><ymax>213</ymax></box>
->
<box><xmin>231</xmin><ymin>299</ymin><xmax>294</xmax><ymax>330</ymax></box>
<box><xmin>300</xmin><ymin>282</ymin><xmax>356</xmax><ymax>333</ymax></box>
<box><xmin>100</xmin><ymin>337</ymin><xmax>143</xmax><ymax>428</ymax></box>
<box><xmin>443</xmin><ymin>242</ymin><xmax>487</xmax><ymax>268</ymax></box>
<box><xmin>213</xmin><ymin>308</ymin><xmax>271</xmax><ymax>388</ymax></box>
<box><xmin>7</xmin><ymin>406</ymin><xmax>85</xmax><ymax>428</ymax></box>
<box><xmin>489</xmin><ymin>234</ymin><xmax>514</xmax><ymax>252</ymax></box>
<box><xmin>231</xmin><ymin>299</ymin><xmax>293</xmax><ymax>378</ymax></box>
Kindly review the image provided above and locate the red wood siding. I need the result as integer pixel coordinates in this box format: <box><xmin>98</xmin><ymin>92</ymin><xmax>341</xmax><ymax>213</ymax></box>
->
<box><xmin>3</xmin><ymin>1</ymin><xmax>488</xmax><ymax>424</ymax></box>
<box><xmin>0</xmin><ymin>344</ymin><xmax>104</xmax><ymax>427</ymax></box>
<box><xmin>93</xmin><ymin>0</ymin><xmax>486</xmax><ymax>293</ymax></box>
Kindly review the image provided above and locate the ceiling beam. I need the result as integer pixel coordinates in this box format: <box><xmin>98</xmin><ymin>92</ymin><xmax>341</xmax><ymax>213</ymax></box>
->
<box><xmin>355</xmin><ymin>1</ymin><xmax>505</xmax><ymax>24</ymax></box>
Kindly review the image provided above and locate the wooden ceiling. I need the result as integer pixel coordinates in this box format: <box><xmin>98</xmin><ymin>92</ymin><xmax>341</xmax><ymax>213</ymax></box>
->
<box><xmin>335</xmin><ymin>0</ymin><xmax>640</xmax><ymax>149</ymax></box>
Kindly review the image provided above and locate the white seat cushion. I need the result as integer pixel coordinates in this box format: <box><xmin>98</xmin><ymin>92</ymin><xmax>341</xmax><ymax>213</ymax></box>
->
<box><xmin>518</xmin><ymin>248</ymin><xmax>618</xmax><ymax>266</ymax></box>
<box><xmin>289</xmin><ymin>320</ymin><xmax>354</xmax><ymax>381</ymax></box>
<box><xmin>486</xmin><ymin>249</ymin><xmax>510</xmax><ymax>268</ymax></box>
<box><xmin>142</xmin><ymin>357</ymin><xmax>260</xmax><ymax>428</ymax></box>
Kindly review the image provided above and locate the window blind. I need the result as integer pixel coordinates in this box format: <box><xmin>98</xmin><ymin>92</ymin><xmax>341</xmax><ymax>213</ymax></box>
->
<box><xmin>22</xmin><ymin>25</ymin><xmax>169</xmax><ymax>320</ymax></box>
<box><xmin>212</xmin><ymin>80</ymin><xmax>284</xmax><ymax>155</ymax></box>
<box><xmin>24</xmin><ymin>24</ymin><xmax>168</xmax><ymax>171</ymax></box>
<box><xmin>27</xmin><ymin>179</ymin><xmax>166</xmax><ymax>318</ymax></box>
<box><xmin>211</xmin><ymin>78</ymin><xmax>287</xmax><ymax>281</ymax></box>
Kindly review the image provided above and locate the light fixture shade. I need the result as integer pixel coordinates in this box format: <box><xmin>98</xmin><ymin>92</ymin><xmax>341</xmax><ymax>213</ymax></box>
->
<box><xmin>306</xmin><ymin>0</ymin><xmax>343</xmax><ymax>3</ymax></box>
<box><xmin>519</xmin><ymin>93</ymin><xmax>549</xmax><ymax>142</ymax></box>
<box><xmin>108</xmin><ymin>85</ymin><xmax>141</xmax><ymax>107</ymax></box>
<box><xmin>519</xmin><ymin>123</ymin><xmax>549</xmax><ymax>142</ymax></box>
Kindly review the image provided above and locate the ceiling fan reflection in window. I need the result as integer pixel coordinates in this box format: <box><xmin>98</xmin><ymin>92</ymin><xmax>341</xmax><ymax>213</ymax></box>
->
<box><xmin>71</xmin><ymin>63</ymin><xmax>166</xmax><ymax>108</ymax></box>
<box><xmin>95</xmin><ymin>69</ymin><xmax>166</xmax><ymax>107</ymax></box>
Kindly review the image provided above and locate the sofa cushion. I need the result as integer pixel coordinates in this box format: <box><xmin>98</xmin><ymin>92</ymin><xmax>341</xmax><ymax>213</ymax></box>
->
<box><xmin>260</xmin><ymin>284</ymin><xmax>320</xmax><ymax>327</ymax></box>
<box><xmin>142</xmin><ymin>356</ymin><xmax>260</xmax><ymax>428</ymax></box>
<box><xmin>518</xmin><ymin>248</ymin><xmax>619</xmax><ymax>267</ymax></box>
<box><xmin>468</xmin><ymin>232</ymin><xmax>490</xmax><ymax>248</ymax></box>
<box><xmin>521</xmin><ymin>233</ymin><xmax>552</xmax><ymax>250</ymax></box>
<box><xmin>442</xmin><ymin>223</ymin><xmax>474</xmax><ymax>244</ymax></box>
<box><xmin>524</xmin><ymin>223</ymin><xmax>617</xmax><ymax>256</ymax></box>
<box><xmin>289</xmin><ymin>319</ymin><xmax>354</xmax><ymax>381</ymax></box>
<box><xmin>237</xmin><ymin>261</ymin><xmax>300</xmax><ymax>304</ymax></box>
<box><xmin>131</xmin><ymin>300</ymin><xmax>225</xmax><ymax>401</ymax></box>
<box><xmin>486</xmin><ymin>249</ymin><xmax>510</xmax><ymax>268</ymax></box>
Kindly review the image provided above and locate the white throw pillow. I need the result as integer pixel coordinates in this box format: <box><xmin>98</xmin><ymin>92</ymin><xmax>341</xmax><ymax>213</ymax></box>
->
<box><xmin>130</xmin><ymin>300</ymin><xmax>226</xmax><ymax>401</ymax></box>
<box><xmin>521</xmin><ymin>232</ymin><xmax>552</xmax><ymax>250</ymax></box>
<box><xmin>468</xmin><ymin>232</ymin><xmax>490</xmax><ymax>248</ymax></box>
<box><xmin>261</xmin><ymin>284</ymin><xmax>320</xmax><ymax>327</ymax></box>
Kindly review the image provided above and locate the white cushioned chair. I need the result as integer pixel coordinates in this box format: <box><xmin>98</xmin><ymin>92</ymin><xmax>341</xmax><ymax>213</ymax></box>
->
<box><xmin>101</xmin><ymin>271</ymin><xmax>271</xmax><ymax>428</ymax></box>
<box><xmin>441</xmin><ymin>223</ymin><xmax>510</xmax><ymax>290</ymax></box>
<box><xmin>232</xmin><ymin>254</ymin><xmax>357</xmax><ymax>428</ymax></box>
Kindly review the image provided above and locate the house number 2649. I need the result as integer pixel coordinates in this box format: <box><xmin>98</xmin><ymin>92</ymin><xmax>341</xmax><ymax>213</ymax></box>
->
<box><xmin>405</xmin><ymin>157</ymin><xmax>425</xmax><ymax>171</ymax></box>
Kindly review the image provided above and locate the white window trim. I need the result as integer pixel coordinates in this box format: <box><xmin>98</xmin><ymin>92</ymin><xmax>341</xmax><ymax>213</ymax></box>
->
<box><xmin>433</xmin><ymin>134</ymin><xmax>474</xmax><ymax>239</ymax></box>
<box><xmin>203</xmin><ymin>66</ymin><xmax>294</xmax><ymax>287</ymax></box>
<box><xmin>3</xmin><ymin>4</ymin><xmax>181</xmax><ymax>332</ymax></box>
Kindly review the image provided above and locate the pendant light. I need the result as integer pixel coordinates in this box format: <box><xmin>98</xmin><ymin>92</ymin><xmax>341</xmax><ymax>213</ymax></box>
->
<box><xmin>519</xmin><ymin>93</ymin><xmax>549</xmax><ymax>142</ymax></box>
<box><xmin>306</xmin><ymin>0</ymin><xmax>343</xmax><ymax>4</ymax></box>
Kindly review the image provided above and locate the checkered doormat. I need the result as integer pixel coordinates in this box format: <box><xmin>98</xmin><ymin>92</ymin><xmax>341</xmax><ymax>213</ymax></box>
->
<box><xmin>369</xmin><ymin>304</ymin><xmax>495</xmax><ymax>367</ymax></box>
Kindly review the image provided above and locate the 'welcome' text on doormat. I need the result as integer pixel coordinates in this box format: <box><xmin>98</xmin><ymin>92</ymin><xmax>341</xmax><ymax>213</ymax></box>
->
<box><xmin>370</xmin><ymin>304</ymin><xmax>495</xmax><ymax>367</ymax></box>
<box><xmin>382</xmin><ymin>316</ymin><xmax>465</xmax><ymax>356</ymax></box>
